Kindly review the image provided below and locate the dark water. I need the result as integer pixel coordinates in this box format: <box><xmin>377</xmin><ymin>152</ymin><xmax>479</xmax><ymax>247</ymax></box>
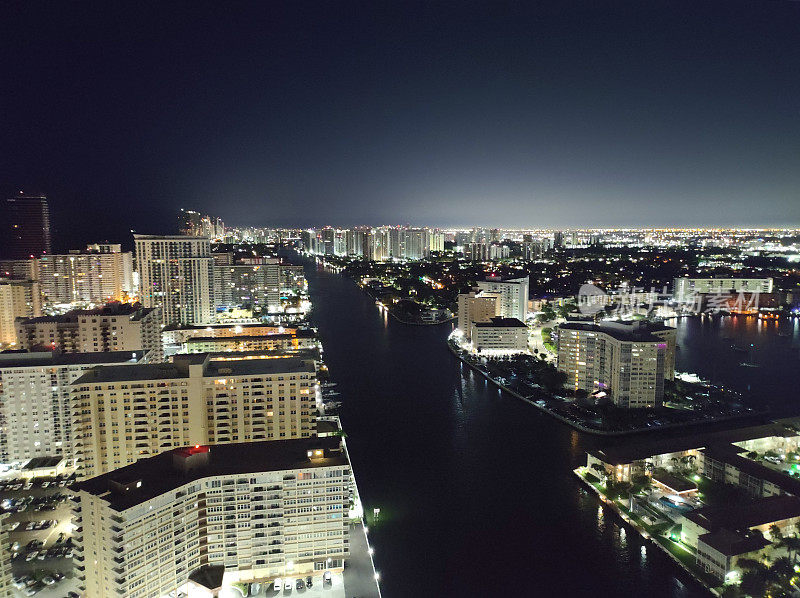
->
<box><xmin>303</xmin><ymin>260</ymin><xmax>708</xmax><ymax>598</ymax></box>
<box><xmin>674</xmin><ymin>315</ymin><xmax>800</xmax><ymax>416</ymax></box>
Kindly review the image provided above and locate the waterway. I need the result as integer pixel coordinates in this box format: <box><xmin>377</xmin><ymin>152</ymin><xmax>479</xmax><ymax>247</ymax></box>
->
<box><xmin>673</xmin><ymin>315</ymin><xmax>800</xmax><ymax>416</ymax></box>
<box><xmin>301</xmin><ymin>259</ymin><xmax>731</xmax><ymax>598</ymax></box>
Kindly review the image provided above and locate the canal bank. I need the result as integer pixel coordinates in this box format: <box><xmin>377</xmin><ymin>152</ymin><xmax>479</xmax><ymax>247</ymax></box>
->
<box><xmin>298</xmin><ymin>255</ymin><xmax>708</xmax><ymax>598</ymax></box>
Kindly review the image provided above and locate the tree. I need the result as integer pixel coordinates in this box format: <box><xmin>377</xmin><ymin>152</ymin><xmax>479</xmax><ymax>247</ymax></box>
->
<box><xmin>736</xmin><ymin>557</ymin><xmax>765</xmax><ymax>572</ymax></box>
<box><xmin>778</xmin><ymin>535</ymin><xmax>800</xmax><ymax>562</ymax></box>
<box><xmin>738</xmin><ymin>570</ymin><xmax>767</xmax><ymax>598</ymax></box>
<box><xmin>769</xmin><ymin>524</ymin><xmax>784</xmax><ymax>543</ymax></box>
<box><xmin>769</xmin><ymin>556</ymin><xmax>793</xmax><ymax>583</ymax></box>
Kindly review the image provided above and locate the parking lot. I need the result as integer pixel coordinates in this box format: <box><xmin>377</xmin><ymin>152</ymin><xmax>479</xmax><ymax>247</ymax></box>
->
<box><xmin>1</xmin><ymin>472</ymin><xmax>77</xmax><ymax>597</ymax></box>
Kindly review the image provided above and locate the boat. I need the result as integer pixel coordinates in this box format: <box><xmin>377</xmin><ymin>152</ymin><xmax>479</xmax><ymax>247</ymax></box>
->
<box><xmin>322</xmin><ymin>401</ymin><xmax>342</xmax><ymax>409</ymax></box>
<box><xmin>740</xmin><ymin>362</ymin><xmax>760</xmax><ymax>368</ymax></box>
<box><xmin>321</xmin><ymin>382</ymin><xmax>337</xmax><ymax>388</ymax></box>
<box><xmin>322</xmin><ymin>390</ymin><xmax>341</xmax><ymax>397</ymax></box>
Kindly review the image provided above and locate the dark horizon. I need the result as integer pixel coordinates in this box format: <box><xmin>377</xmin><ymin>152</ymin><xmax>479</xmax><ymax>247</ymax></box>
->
<box><xmin>2</xmin><ymin>1</ymin><xmax>800</xmax><ymax>245</ymax></box>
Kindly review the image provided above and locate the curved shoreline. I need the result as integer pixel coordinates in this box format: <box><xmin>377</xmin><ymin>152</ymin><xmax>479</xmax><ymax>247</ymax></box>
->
<box><xmin>446</xmin><ymin>341</ymin><xmax>761</xmax><ymax>437</ymax></box>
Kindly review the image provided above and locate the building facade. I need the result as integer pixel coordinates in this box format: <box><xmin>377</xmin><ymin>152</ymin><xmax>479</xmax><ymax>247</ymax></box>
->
<box><xmin>0</xmin><ymin>277</ymin><xmax>41</xmax><ymax>346</ymax></box>
<box><xmin>0</xmin><ymin>351</ymin><xmax>143</xmax><ymax>464</ymax></box>
<box><xmin>557</xmin><ymin>321</ymin><xmax>673</xmax><ymax>408</ymax></box>
<box><xmin>135</xmin><ymin>235</ymin><xmax>214</xmax><ymax>326</ymax></box>
<box><xmin>71</xmin><ymin>353</ymin><xmax>317</xmax><ymax>478</ymax></box>
<box><xmin>72</xmin><ymin>438</ymin><xmax>350</xmax><ymax>598</ymax></box>
<box><xmin>476</xmin><ymin>275</ymin><xmax>529</xmax><ymax>322</ymax></box>
<box><xmin>456</xmin><ymin>291</ymin><xmax>501</xmax><ymax>338</ymax></box>
<box><xmin>469</xmin><ymin>317</ymin><xmax>528</xmax><ymax>354</ymax></box>
<box><xmin>15</xmin><ymin>303</ymin><xmax>163</xmax><ymax>362</ymax></box>
<box><xmin>38</xmin><ymin>245</ymin><xmax>134</xmax><ymax>306</ymax></box>
<box><xmin>2</xmin><ymin>194</ymin><xmax>51</xmax><ymax>259</ymax></box>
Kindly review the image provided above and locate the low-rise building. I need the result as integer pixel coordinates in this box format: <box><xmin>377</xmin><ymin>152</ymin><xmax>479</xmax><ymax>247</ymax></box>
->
<box><xmin>185</xmin><ymin>330</ymin><xmax>318</xmax><ymax>354</ymax></box>
<box><xmin>469</xmin><ymin>317</ymin><xmax>528</xmax><ymax>355</ymax></box>
<box><xmin>72</xmin><ymin>438</ymin><xmax>350</xmax><ymax>598</ymax></box>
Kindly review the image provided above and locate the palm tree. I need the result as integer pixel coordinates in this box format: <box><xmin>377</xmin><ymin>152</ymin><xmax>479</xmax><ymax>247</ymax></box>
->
<box><xmin>769</xmin><ymin>524</ymin><xmax>784</xmax><ymax>543</ymax></box>
<box><xmin>736</xmin><ymin>557</ymin><xmax>765</xmax><ymax>572</ymax></box>
<box><xmin>769</xmin><ymin>556</ymin><xmax>793</xmax><ymax>583</ymax></box>
<box><xmin>779</xmin><ymin>535</ymin><xmax>800</xmax><ymax>562</ymax></box>
<box><xmin>739</xmin><ymin>570</ymin><xmax>767</xmax><ymax>597</ymax></box>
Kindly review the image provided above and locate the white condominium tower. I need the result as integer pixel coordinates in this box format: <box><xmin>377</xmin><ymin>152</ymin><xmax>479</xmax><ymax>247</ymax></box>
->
<box><xmin>71</xmin><ymin>353</ymin><xmax>318</xmax><ymax>478</ymax></box>
<box><xmin>135</xmin><ymin>235</ymin><xmax>214</xmax><ymax>326</ymax></box>
<box><xmin>37</xmin><ymin>244</ymin><xmax>135</xmax><ymax>306</ymax></box>
<box><xmin>476</xmin><ymin>275</ymin><xmax>529</xmax><ymax>323</ymax></box>
<box><xmin>72</xmin><ymin>438</ymin><xmax>350</xmax><ymax>598</ymax></box>
<box><xmin>0</xmin><ymin>350</ymin><xmax>143</xmax><ymax>464</ymax></box>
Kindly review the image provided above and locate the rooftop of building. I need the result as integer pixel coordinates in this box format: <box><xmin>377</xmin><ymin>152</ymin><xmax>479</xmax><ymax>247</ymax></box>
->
<box><xmin>73</xmin><ymin>437</ymin><xmax>348</xmax><ymax>511</ymax></box>
<box><xmin>479</xmin><ymin>275</ymin><xmax>529</xmax><ymax>284</ymax></box>
<box><xmin>702</xmin><ymin>444</ymin><xmax>800</xmax><ymax>497</ymax></box>
<box><xmin>698</xmin><ymin>528</ymin><xmax>770</xmax><ymax>557</ymax></box>
<box><xmin>652</xmin><ymin>471</ymin><xmax>697</xmax><ymax>493</ymax></box>
<box><xmin>685</xmin><ymin>495</ymin><xmax>800</xmax><ymax>532</ymax></box>
<box><xmin>590</xmin><ymin>422</ymin><xmax>797</xmax><ymax>465</ymax></box>
<box><xmin>558</xmin><ymin>321</ymin><xmax>669</xmax><ymax>343</ymax></box>
<box><xmin>472</xmin><ymin>317</ymin><xmax>527</xmax><ymax>328</ymax></box>
<box><xmin>17</xmin><ymin>303</ymin><xmax>155</xmax><ymax>324</ymax></box>
<box><xmin>133</xmin><ymin>234</ymin><xmax>210</xmax><ymax>241</ymax></box>
<box><xmin>72</xmin><ymin>353</ymin><xmax>315</xmax><ymax>384</ymax></box>
<box><xmin>0</xmin><ymin>350</ymin><xmax>142</xmax><ymax>369</ymax></box>
<box><xmin>23</xmin><ymin>456</ymin><xmax>67</xmax><ymax>470</ymax></box>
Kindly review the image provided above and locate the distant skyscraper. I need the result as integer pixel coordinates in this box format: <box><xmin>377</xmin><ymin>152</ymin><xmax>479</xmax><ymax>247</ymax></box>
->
<box><xmin>3</xmin><ymin>193</ymin><xmax>51</xmax><ymax>259</ymax></box>
<box><xmin>135</xmin><ymin>235</ymin><xmax>214</xmax><ymax>326</ymax></box>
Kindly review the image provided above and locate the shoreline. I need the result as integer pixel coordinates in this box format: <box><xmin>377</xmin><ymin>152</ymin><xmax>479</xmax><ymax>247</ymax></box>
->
<box><xmin>447</xmin><ymin>340</ymin><xmax>762</xmax><ymax>437</ymax></box>
<box><xmin>574</xmin><ymin>469</ymin><xmax>718</xmax><ymax>597</ymax></box>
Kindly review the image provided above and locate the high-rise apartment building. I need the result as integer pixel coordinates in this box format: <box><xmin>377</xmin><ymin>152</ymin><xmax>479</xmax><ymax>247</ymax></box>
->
<box><xmin>457</xmin><ymin>291</ymin><xmax>501</xmax><ymax>338</ymax></box>
<box><xmin>2</xmin><ymin>194</ymin><xmax>51</xmax><ymax>259</ymax></box>
<box><xmin>213</xmin><ymin>261</ymin><xmax>281</xmax><ymax>313</ymax></box>
<box><xmin>15</xmin><ymin>303</ymin><xmax>163</xmax><ymax>361</ymax></box>
<box><xmin>476</xmin><ymin>275</ymin><xmax>529</xmax><ymax>322</ymax></box>
<box><xmin>135</xmin><ymin>235</ymin><xmax>214</xmax><ymax>326</ymax></box>
<box><xmin>71</xmin><ymin>353</ymin><xmax>317</xmax><ymax>478</ymax></box>
<box><xmin>72</xmin><ymin>437</ymin><xmax>350</xmax><ymax>598</ymax></box>
<box><xmin>556</xmin><ymin>321</ymin><xmax>676</xmax><ymax>408</ymax></box>
<box><xmin>0</xmin><ymin>351</ymin><xmax>143</xmax><ymax>464</ymax></box>
<box><xmin>0</xmin><ymin>277</ymin><xmax>42</xmax><ymax>346</ymax></box>
<box><xmin>38</xmin><ymin>245</ymin><xmax>135</xmax><ymax>306</ymax></box>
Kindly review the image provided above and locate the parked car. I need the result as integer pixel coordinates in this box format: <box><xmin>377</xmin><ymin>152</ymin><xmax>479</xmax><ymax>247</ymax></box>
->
<box><xmin>305</xmin><ymin>576</ymin><xmax>313</xmax><ymax>588</ymax></box>
<box><xmin>273</xmin><ymin>578</ymin><xmax>282</xmax><ymax>591</ymax></box>
<box><xmin>25</xmin><ymin>551</ymin><xmax>38</xmax><ymax>561</ymax></box>
<box><xmin>296</xmin><ymin>578</ymin><xmax>304</xmax><ymax>590</ymax></box>
<box><xmin>42</xmin><ymin>577</ymin><xmax>55</xmax><ymax>586</ymax></box>
<box><xmin>284</xmin><ymin>579</ymin><xmax>293</xmax><ymax>591</ymax></box>
<box><xmin>323</xmin><ymin>571</ymin><xmax>332</xmax><ymax>584</ymax></box>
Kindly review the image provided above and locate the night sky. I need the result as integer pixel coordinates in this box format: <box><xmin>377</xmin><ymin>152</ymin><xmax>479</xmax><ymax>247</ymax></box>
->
<box><xmin>2</xmin><ymin>1</ymin><xmax>799</xmax><ymax>245</ymax></box>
